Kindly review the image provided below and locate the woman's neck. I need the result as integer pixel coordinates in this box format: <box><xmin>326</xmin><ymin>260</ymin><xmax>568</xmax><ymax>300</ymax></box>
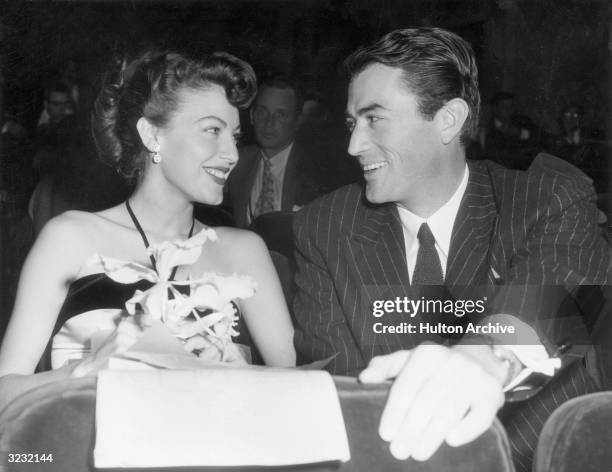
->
<box><xmin>127</xmin><ymin>186</ymin><xmax>194</xmax><ymax>242</ymax></box>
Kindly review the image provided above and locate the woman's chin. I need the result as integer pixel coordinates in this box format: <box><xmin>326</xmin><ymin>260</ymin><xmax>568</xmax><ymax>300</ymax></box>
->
<box><xmin>195</xmin><ymin>193</ymin><xmax>223</xmax><ymax>206</ymax></box>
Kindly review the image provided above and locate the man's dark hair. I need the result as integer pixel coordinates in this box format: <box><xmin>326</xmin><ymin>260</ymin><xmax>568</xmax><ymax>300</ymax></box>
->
<box><xmin>345</xmin><ymin>27</ymin><xmax>480</xmax><ymax>144</ymax></box>
<box><xmin>257</xmin><ymin>74</ymin><xmax>304</xmax><ymax>113</ymax></box>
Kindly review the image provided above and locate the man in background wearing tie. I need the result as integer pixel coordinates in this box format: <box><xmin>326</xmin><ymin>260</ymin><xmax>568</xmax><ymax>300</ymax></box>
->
<box><xmin>228</xmin><ymin>74</ymin><xmax>307</xmax><ymax>227</ymax></box>
<box><xmin>293</xmin><ymin>27</ymin><xmax>610</xmax><ymax>471</ymax></box>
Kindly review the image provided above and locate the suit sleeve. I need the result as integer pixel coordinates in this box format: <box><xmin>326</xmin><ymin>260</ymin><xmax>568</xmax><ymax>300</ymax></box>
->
<box><xmin>292</xmin><ymin>205</ymin><xmax>366</xmax><ymax>375</ymax></box>
<box><xmin>490</xmin><ymin>157</ymin><xmax>611</xmax><ymax>351</ymax></box>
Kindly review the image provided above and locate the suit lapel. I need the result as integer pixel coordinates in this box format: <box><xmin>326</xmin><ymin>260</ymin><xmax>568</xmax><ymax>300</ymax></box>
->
<box><xmin>446</xmin><ymin>162</ymin><xmax>499</xmax><ymax>297</ymax></box>
<box><xmin>238</xmin><ymin>148</ymin><xmax>262</xmax><ymax>225</ymax></box>
<box><xmin>349</xmin><ymin>202</ymin><xmax>409</xmax><ymax>287</ymax></box>
<box><xmin>347</xmin><ymin>201</ymin><xmax>411</xmax><ymax>350</ymax></box>
<box><xmin>281</xmin><ymin>144</ymin><xmax>300</xmax><ymax>211</ymax></box>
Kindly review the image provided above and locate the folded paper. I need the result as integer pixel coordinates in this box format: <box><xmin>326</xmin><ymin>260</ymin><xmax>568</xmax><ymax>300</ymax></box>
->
<box><xmin>94</xmin><ymin>367</ymin><xmax>351</xmax><ymax>468</ymax></box>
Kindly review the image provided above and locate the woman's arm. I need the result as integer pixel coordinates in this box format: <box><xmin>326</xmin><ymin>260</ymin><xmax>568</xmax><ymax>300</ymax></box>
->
<box><xmin>228</xmin><ymin>231</ymin><xmax>296</xmax><ymax>367</ymax></box>
<box><xmin>0</xmin><ymin>212</ymin><xmax>88</xmax><ymax>377</ymax></box>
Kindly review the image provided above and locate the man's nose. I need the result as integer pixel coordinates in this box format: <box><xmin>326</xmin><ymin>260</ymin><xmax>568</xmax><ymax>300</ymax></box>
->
<box><xmin>347</xmin><ymin>125</ymin><xmax>369</xmax><ymax>157</ymax></box>
<box><xmin>262</xmin><ymin>114</ymin><xmax>278</xmax><ymax>128</ymax></box>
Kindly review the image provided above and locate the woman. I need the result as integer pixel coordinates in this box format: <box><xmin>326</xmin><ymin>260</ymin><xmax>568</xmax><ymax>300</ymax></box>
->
<box><xmin>0</xmin><ymin>49</ymin><xmax>296</xmax><ymax>406</ymax></box>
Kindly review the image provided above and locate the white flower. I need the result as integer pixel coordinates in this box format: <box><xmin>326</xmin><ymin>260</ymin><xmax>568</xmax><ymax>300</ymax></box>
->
<box><xmin>147</xmin><ymin>228</ymin><xmax>217</xmax><ymax>282</ymax></box>
<box><xmin>188</xmin><ymin>273</ymin><xmax>257</xmax><ymax>311</ymax></box>
<box><xmin>95</xmin><ymin>227</ymin><xmax>255</xmax><ymax>365</ymax></box>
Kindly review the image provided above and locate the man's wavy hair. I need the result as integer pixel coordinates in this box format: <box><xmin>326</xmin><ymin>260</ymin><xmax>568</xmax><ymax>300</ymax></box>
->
<box><xmin>345</xmin><ymin>27</ymin><xmax>480</xmax><ymax>144</ymax></box>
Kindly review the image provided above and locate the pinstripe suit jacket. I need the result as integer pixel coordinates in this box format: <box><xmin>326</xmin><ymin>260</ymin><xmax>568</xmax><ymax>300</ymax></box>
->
<box><xmin>293</xmin><ymin>154</ymin><xmax>611</xmax><ymax>375</ymax></box>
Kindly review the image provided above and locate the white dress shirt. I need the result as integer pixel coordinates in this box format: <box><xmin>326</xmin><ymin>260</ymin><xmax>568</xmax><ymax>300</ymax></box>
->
<box><xmin>248</xmin><ymin>143</ymin><xmax>293</xmax><ymax>223</ymax></box>
<box><xmin>397</xmin><ymin>165</ymin><xmax>469</xmax><ymax>281</ymax></box>
<box><xmin>396</xmin><ymin>164</ymin><xmax>558</xmax><ymax>384</ymax></box>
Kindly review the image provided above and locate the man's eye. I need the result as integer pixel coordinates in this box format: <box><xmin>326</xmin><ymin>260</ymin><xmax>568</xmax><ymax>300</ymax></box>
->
<box><xmin>366</xmin><ymin>115</ymin><xmax>381</xmax><ymax>125</ymax></box>
<box><xmin>345</xmin><ymin>120</ymin><xmax>355</xmax><ymax>132</ymax></box>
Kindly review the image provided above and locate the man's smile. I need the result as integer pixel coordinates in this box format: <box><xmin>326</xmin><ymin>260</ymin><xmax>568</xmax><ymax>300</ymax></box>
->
<box><xmin>362</xmin><ymin>161</ymin><xmax>389</xmax><ymax>173</ymax></box>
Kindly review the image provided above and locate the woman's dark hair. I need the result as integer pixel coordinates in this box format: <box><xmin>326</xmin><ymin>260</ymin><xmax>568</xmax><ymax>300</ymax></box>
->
<box><xmin>92</xmin><ymin>50</ymin><xmax>257</xmax><ymax>181</ymax></box>
<box><xmin>345</xmin><ymin>27</ymin><xmax>480</xmax><ymax>144</ymax></box>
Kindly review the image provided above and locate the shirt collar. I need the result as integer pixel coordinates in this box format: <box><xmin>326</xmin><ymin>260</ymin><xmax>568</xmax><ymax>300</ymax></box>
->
<box><xmin>262</xmin><ymin>142</ymin><xmax>293</xmax><ymax>167</ymax></box>
<box><xmin>396</xmin><ymin>164</ymin><xmax>469</xmax><ymax>259</ymax></box>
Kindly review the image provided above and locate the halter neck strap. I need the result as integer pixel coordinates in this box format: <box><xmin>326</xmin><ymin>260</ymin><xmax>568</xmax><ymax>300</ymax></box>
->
<box><xmin>125</xmin><ymin>200</ymin><xmax>195</xmax><ymax>281</ymax></box>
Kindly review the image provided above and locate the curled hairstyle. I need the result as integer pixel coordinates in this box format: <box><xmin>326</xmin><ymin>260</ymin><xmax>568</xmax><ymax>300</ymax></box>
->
<box><xmin>345</xmin><ymin>27</ymin><xmax>480</xmax><ymax>144</ymax></box>
<box><xmin>92</xmin><ymin>50</ymin><xmax>257</xmax><ymax>181</ymax></box>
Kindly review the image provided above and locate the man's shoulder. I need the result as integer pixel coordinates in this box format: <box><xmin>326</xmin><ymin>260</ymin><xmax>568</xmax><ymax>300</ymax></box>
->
<box><xmin>472</xmin><ymin>153</ymin><xmax>596</xmax><ymax>201</ymax></box>
<box><xmin>294</xmin><ymin>183</ymin><xmax>367</xmax><ymax>235</ymax></box>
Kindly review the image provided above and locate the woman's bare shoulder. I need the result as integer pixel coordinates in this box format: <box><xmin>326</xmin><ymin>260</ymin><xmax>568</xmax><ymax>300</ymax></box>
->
<box><xmin>38</xmin><ymin>206</ymin><xmax>128</xmax><ymax>252</ymax></box>
<box><xmin>210</xmin><ymin>226</ymin><xmax>266</xmax><ymax>252</ymax></box>
<box><xmin>196</xmin><ymin>226</ymin><xmax>269</xmax><ymax>273</ymax></box>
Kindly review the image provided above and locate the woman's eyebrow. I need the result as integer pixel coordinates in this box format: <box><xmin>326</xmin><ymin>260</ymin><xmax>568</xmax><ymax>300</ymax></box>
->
<box><xmin>194</xmin><ymin>115</ymin><xmax>227</xmax><ymax>126</ymax></box>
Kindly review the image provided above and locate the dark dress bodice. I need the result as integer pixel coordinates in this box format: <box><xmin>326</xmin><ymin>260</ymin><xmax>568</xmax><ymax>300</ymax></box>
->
<box><xmin>54</xmin><ymin>273</ymin><xmax>153</xmax><ymax>336</ymax></box>
<box><xmin>39</xmin><ymin>273</ymin><xmax>259</xmax><ymax>371</ymax></box>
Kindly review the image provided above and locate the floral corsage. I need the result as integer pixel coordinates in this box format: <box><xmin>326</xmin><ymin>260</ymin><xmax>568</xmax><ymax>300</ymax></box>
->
<box><xmin>92</xmin><ymin>228</ymin><xmax>256</xmax><ymax>366</ymax></box>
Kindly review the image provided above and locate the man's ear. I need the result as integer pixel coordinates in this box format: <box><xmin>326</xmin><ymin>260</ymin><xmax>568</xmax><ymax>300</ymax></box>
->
<box><xmin>136</xmin><ymin>117</ymin><xmax>159</xmax><ymax>153</ymax></box>
<box><xmin>436</xmin><ymin>98</ymin><xmax>469</xmax><ymax>145</ymax></box>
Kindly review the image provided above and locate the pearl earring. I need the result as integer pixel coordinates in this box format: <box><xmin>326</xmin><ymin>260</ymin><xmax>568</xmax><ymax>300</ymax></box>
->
<box><xmin>152</xmin><ymin>149</ymin><xmax>162</xmax><ymax>164</ymax></box>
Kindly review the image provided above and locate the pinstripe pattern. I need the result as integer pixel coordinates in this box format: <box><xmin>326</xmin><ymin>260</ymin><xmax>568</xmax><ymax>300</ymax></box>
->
<box><xmin>293</xmin><ymin>154</ymin><xmax>611</xmax><ymax>471</ymax></box>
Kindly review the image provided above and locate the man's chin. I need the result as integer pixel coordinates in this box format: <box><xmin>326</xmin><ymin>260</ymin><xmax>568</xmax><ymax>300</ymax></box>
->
<box><xmin>364</xmin><ymin>186</ymin><xmax>390</xmax><ymax>205</ymax></box>
<box><xmin>256</xmin><ymin>136</ymin><xmax>280</xmax><ymax>149</ymax></box>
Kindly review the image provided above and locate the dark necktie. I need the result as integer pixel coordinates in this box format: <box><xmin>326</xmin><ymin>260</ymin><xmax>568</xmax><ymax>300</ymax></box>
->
<box><xmin>254</xmin><ymin>155</ymin><xmax>275</xmax><ymax>217</ymax></box>
<box><xmin>412</xmin><ymin>222</ymin><xmax>444</xmax><ymax>285</ymax></box>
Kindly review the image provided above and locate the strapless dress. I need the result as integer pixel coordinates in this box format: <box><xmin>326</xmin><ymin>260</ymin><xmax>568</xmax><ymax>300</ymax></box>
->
<box><xmin>42</xmin><ymin>273</ymin><xmax>257</xmax><ymax>370</ymax></box>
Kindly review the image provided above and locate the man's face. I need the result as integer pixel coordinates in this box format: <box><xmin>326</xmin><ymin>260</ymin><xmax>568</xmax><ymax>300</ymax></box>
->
<box><xmin>251</xmin><ymin>86</ymin><xmax>299</xmax><ymax>155</ymax></box>
<box><xmin>45</xmin><ymin>91</ymin><xmax>71</xmax><ymax>123</ymax></box>
<box><xmin>561</xmin><ymin>106</ymin><xmax>581</xmax><ymax>133</ymax></box>
<box><xmin>346</xmin><ymin>64</ymin><xmax>445</xmax><ymax>208</ymax></box>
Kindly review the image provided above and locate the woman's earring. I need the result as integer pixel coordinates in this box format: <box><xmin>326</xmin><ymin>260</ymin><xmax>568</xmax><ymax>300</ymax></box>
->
<box><xmin>152</xmin><ymin>149</ymin><xmax>162</xmax><ymax>164</ymax></box>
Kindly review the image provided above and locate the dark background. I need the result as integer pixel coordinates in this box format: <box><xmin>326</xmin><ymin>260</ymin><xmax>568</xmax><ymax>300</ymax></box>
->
<box><xmin>1</xmin><ymin>0</ymin><xmax>610</xmax><ymax>135</ymax></box>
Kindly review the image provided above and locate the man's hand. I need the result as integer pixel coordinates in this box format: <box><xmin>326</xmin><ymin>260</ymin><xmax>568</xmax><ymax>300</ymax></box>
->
<box><xmin>359</xmin><ymin>343</ymin><xmax>507</xmax><ymax>461</ymax></box>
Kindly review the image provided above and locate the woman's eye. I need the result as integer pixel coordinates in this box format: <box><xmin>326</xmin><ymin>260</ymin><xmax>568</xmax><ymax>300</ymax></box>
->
<box><xmin>233</xmin><ymin>134</ymin><xmax>243</xmax><ymax>145</ymax></box>
<box><xmin>204</xmin><ymin>127</ymin><xmax>221</xmax><ymax>135</ymax></box>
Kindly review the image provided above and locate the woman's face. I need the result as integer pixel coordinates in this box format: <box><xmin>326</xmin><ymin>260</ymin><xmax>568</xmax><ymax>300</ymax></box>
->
<box><xmin>155</xmin><ymin>85</ymin><xmax>241</xmax><ymax>205</ymax></box>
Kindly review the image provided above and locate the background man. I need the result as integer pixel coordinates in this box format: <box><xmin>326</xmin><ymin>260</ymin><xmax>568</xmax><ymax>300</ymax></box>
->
<box><xmin>228</xmin><ymin>74</ymin><xmax>308</xmax><ymax>227</ymax></box>
<box><xmin>293</xmin><ymin>27</ymin><xmax>610</xmax><ymax>471</ymax></box>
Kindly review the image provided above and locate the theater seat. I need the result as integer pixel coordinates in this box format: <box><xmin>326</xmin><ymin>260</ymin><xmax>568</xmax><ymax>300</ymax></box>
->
<box><xmin>0</xmin><ymin>376</ymin><xmax>515</xmax><ymax>472</ymax></box>
<box><xmin>193</xmin><ymin>203</ymin><xmax>235</xmax><ymax>227</ymax></box>
<box><xmin>249</xmin><ymin>211</ymin><xmax>295</xmax><ymax>261</ymax></box>
<box><xmin>535</xmin><ymin>391</ymin><xmax>612</xmax><ymax>472</ymax></box>
<box><xmin>270</xmin><ymin>250</ymin><xmax>295</xmax><ymax>308</ymax></box>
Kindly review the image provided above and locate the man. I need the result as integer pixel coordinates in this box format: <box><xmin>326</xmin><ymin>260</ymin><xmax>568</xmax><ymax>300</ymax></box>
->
<box><xmin>228</xmin><ymin>75</ymin><xmax>308</xmax><ymax>227</ymax></box>
<box><xmin>293</xmin><ymin>28</ymin><xmax>610</xmax><ymax>470</ymax></box>
<box><xmin>483</xmin><ymin>91</ymin><xmax>542</xmax><ymax>169</ymax></box>
<box><xmin>34</xmin><ymin>82</ymin><xmax>76</xmax><ymax>176</ymax></box>
<box><xmin>38</xmin><ymin>81</ymin><xmax>74</xmax><ymax>129</ymax></box>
